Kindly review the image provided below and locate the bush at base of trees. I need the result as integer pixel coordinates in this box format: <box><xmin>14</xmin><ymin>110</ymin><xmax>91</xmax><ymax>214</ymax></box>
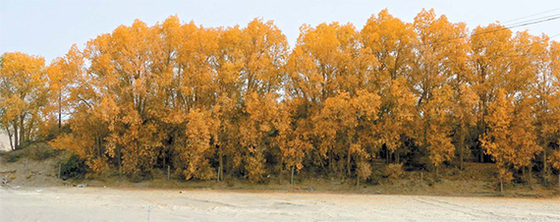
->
<box><xmin>59</xmin><ymin>154</ymin><xmax>87</xmax><ymax>180</ymax></box>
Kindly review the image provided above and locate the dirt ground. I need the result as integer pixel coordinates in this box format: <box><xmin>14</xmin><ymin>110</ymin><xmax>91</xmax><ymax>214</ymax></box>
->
<box><xmin>1</xmin><ymin>186</ymin><xmax>560</xmax><ymax>222</ymax></box>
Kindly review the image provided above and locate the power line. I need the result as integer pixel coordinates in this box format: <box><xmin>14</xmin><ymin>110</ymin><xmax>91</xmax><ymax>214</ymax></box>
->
<box><xmin>404</xmin><ymin>14</ymin><xmax>560</xmax><ymax>50</ymax></box>
<box><xmin>550</xmin><ymin>32</ymin><xmax>560</xmax><ymax>39</ymax></box>
<box><xmin>506</xmin><ymin>15</ymin><xmax>560</xmax><ymax>30</ymax></box>
<box><xmin>502</xmin><ymin>7</ymin><xmax>560</xmax><ymax>25</ymax></box>
<box><xmin>504</xmin><ymin>13</ymin><xmax>560</xmax><ymax>27</ymax></box>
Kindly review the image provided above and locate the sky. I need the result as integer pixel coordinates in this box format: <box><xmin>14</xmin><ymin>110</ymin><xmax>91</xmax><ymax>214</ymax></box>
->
<box><xmin>1</xmin><ymin>0</ymin><xmax>560</xmax><ymax>63</ymax></box>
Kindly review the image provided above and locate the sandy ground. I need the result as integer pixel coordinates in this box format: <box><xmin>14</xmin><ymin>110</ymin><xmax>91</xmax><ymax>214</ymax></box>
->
<box><xmin>0</xmin><ymin>133</ymin><xmax>10</xmax><ymax>152</ymax></box>
<box><xmin>1</xmin><ymin>187</ymin><xmax>559</xmax><ymax>222</ymax></box>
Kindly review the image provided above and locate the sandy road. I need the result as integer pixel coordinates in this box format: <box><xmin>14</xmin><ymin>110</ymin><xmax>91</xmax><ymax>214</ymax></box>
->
<box><xmin>1</xmin><ymin>187</ymin><xmax>559</xmax><ymax>222</ymax></box>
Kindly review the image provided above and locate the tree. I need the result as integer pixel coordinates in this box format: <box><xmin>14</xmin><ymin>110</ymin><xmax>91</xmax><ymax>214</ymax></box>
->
<box><xmin>350</xmin><ymin>90</ymin><xmax>381</xmax><ymax>184</ymax></box>
<box><xmin>313</xmin><ymin>90</ymin><xmax>380</xmax><ymax>176</ymax></box>
<box><xmin>510</xmin><ymin>96</ymin><xmax>541</xmax><ymax>186</ymax></box>
<box><xmin>286</xmin><ymin>22</ymin><xmax>368</xmax><ymax>103</ymax></box>
<box><xmin>361</xmin><ymin>9</ymin><xmax>417</xmax><ymax>163</ymax></box>
<box><xmin>150</xmin><ymin>16</ymin><xmax>221</xmax><ymax>177</ymax></box>
<box><xmin>376</xmin><ymin>77</ymin><xmax>417</xmax><ymax>163</ymax></box>
<box><xmin>46</xmin><ymin>45</ymin><xmax>84</xmax><ymax>134</ymax></box>
<box><xmin>531</xmin><ymin>35</ymin><xmax>560</xmax><ymax>185</ymax></box>
<box><xmin>451</xmin><ymin>82</ymin><xmax>479</xmax><ymax>170</ymax></box>
<box><xmin>286</xmin><ymin>21</ymin><xmax>374</xmax><ymax>174</ymax></box>
<box><xmin>411</xmin><ymin>10</ymin><xmax>469</xmax><ymax>176</ymax></box>
<box><xmin>470</xmin><ymin>24</ymin><xmax>515</xmax><ymax>162</ymax></box>
<box><xmin>481</xmin><ymin>89</ymin><xmax>514</xmax><ymax>193</ymax></box>
<box><xmin>49</xmin><ymin>48</ymin><xmax>113</xmax><ymax>176</ymax></box>
<box><xmin>481</xmin><ymin>88</ymin><xmax>541</xmax><ymax>193</ymax></box>
<box><xmin>175</xmin><ymin>109</ymin><xmax>215</xmax><ymax>180</ymax></box>
<box><xmin>0</xmin><ymin>52</ymin><xmax>47</xmax><ymax>150</ymax></box>
<box><xmin>240</xmin><ymin>92</ymin><xmax>279</xmax><ymax>182</ymax></box>
<box><xmin>424</xmin><ymin>85</ymin><xmax>455</xmax><ymax>180</ymax></box>
<box><xmin>313</xmin><ymin>93</ymin><xmax>353</xmax><ymax>173</ymax></box>
<box><xmin>274</xmin><ymin>100</ymin><xmax>311</xmax><ymax>173</ymax></box>
<box><xmin>83</xmin><ymin>19</ymin><xmax>164</xmax><ymax>177</ymax></box>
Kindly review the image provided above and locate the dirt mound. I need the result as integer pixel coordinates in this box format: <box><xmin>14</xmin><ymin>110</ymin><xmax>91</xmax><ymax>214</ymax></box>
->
<box><xmin>0</xmin><ymin>155</ymin><xmax>65</xmax><ymax>188</ymax></box>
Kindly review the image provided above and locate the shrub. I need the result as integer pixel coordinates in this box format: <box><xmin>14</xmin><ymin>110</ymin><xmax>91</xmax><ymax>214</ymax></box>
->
<box><xmin>31</xmin><ymin>143</ymin><xmax>56</xmax><ymax>160</ymax></box>
<box><xmin>6</xmin><ymin>153</ymin><xmax>21</xmax><ymax>163</ymax></box>
<box><xmin>87</xmin><ymin>157</ymin><xmax>110</xmax><ymax>176</ymax></box>
<box><xmin>244</xmin><ymin>147</ymin><xmax>266</xmax><ymax>183</ymax></box>
<box><xmin>356</xmin><ymin>161</ymin><xmax>372</xmax><ymax>180</ymax></box>
<box><xmin>385</xmin><ymin>163</ymin><xmax>405</xmax><ymax>180</ymax></box>
<box><xmin>59</xmin><ymin>154</ymin><xmax>87</xmax><ymax>180</ymax></box>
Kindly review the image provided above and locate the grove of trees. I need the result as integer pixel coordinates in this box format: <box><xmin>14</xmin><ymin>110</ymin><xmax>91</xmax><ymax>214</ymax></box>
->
<box><xmin>1</xmin><ymin>9</ymin><xmax>559</xmax><ymax>188</ymax></box>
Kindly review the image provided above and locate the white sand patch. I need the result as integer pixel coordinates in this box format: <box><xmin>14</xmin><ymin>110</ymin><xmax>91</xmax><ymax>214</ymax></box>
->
<box><xmin>0</xmin><ymin>132</ymin><xmax>11</xmax><ymax>151</ymax></box>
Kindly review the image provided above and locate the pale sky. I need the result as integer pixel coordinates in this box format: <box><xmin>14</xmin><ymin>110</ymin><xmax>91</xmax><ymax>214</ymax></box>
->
<box><xmin>1</xmin><ymin>0</ymin><xmax>560</xmax><ymax>63</ymax></box>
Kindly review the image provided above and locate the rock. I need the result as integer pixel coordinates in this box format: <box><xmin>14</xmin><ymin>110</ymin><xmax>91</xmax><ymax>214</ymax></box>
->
<box><xmin>375</xmin><ymin>190</ymin><xmax>381</xmax><ymax>194</ymax></box>
<box><xmin>1</xmin><ymin>176</ymin><xmax>11</xmax><ymax>185</ymax></box>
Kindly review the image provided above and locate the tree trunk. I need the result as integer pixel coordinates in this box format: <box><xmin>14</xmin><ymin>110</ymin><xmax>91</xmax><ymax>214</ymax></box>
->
<box><xmin>500</xmin><ymin>177</ymin><xmax>504</xmax><ymax>195</ymax></box>
<box><xmin>96</xmin><ymin>134</ymin><xmax>102</xmax><ymax>157</ymax></box>
<box><xmin>279</xmin><ymin>152</ymin><xmax>284</xmax><ymax>171</ymax></box>
<box><xmin>435</xmin><ymin>165</ymin><xmax>439</xmax><ymax>182</ymax></box>
<box><xmin>543</xmin><ymin>149</ymin><xmax>548</xmax><ymax>186</ymax></box>
<box><xmin>163</xmin><ymin>151</ymin><xmax>166</xmax><ymax>169</ymax></box>
<box><xmin>460</xmin><ymin>146</ymin><xmax>464</xmax><ymax>170</ymax></box>
<box><xmin>356</xmin><ymin>174</ymin><xmax>360</xmax><ymax>187</ymax></box>
<box><xmin>291</xmin><ymin>165</ymin><xmax>294</xmax><ymax>189</ymax></box>
<box><xmin>25</xmin><ymin>118</ymin><xmax>33</xmax><ymax>143</ymax></box>
<box><xmin>219</xmin><ymin>145</ymin><xmax>223</xmax><ymax>181</ymax></box>
<box><xmin>19</xmin><ymin>114</ymin><xmax>25</xmax><ymax>146</ymax></box>
<box><xmin>458</xmin><ymin>126</ymin><xmax>465</xmax><ymax>170</ymax></box>
<box><xmin>528</xmin><ymin>164</ymin><xmax>533</xmax><ymax>189</ymax></box>
<box><xmin>329</xmin><ymin>150</ymin><xmax>334</xmax><ymax>173</ymax></box>
<box><xmin>118</xmin><ymin>145</ymin><xmax>122</xmax><ymax>179</ymax></box>
<box><xmin>386</xmin><ymin>147</ymin><xmax>390</xmax><ymax>163</ymax></box>
<box><xmin>347</xmin><ymin>149</ymin><xmax>351</xmax><ymax>176</ymax></box>
<box><xmin>13</xmin><ymin>122</ymin><xmax>19</xmax><ymax>149</ymax></box>
<box><xmin>5</xmin><ymin>126</ymin><xmax>14</xmax><ymax>150</ymax></box>
<box><xmin>58</xmin><ymin>91</ymin><xmax>62</xmax><ymax>133</ymax></box>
